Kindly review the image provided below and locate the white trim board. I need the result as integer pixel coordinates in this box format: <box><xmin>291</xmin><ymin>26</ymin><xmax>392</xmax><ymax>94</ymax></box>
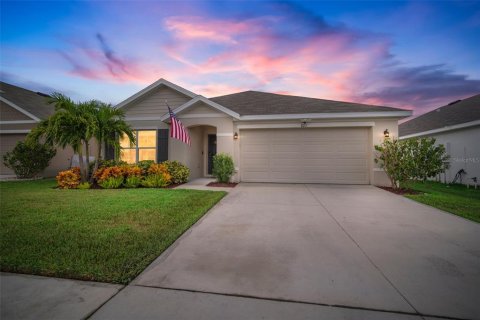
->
<box><xmin>160</xmin><ymin>96</ymin><xmax>241</xmax><ymax>121</ymax></box>
<box><xmin>0</xmin><ymin>120</ymin><xmax>37</xmax><ymax>124</ymax></box>
<box><xmin>0</xmin><ymin>129</ymin><xmax>31</xmax><ymax>134</ymax></box>
<box><xmin>0</xmin><ymin>96</ymin><xmax>41</xmax><ymax>121</ymax></box>
<box><xmin>238</xmin><ymin>111</ymin><xmax>411</xmax><ymax>121</ymax></box>
<box><xmin>178</xmin><ymin>113</ymin><xmax>228</xmax><ymax>119</ymax></box>
<box><xmin>237</xmin><ymin>122</ymin><xmax>375</xmax><ymax>130</ymax></box>
<box><xmin>125</xmin><ymin>116</ymin><xmax>164</xmax><ymax>121</ymax></box>
<box><xmin>400</xmin><ymin>119</ymin><xmax>480</xmax><ymax>139</ymax></box>
<box><xmin>116</xmin><ymin>78</ymin><xmax>198</xmax><ymax>109</ymax></box>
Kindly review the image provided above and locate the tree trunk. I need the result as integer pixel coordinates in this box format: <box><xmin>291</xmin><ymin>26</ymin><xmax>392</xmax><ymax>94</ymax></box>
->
<box><xmin>90</xmin><ymin>139</ymin><xmax>103</xmax><ymax>183</ymax></box>
<box><xmin>85</xmin><ymin>140</ymin><xmax>90</xmax><ymax>180</ymax></box>
<box><xmin>78</xmin><ymin>148</ymin><xmax>86</xmax><ymax>182</ymax></box>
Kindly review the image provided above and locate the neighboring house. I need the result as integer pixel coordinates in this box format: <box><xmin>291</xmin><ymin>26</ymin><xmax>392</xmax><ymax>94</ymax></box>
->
<box><xmin>399</xmin><ymin>94</ymin><xmax>480</xmax><ymax>185</ymax></box>
<box><xmin>0</xmin><ymin>82</ymin><xmax>95</xmax><ymax>177</ymax></box>
<box><xmin>115</xmin><ymin>78</ymin><xmax>411</xmax><ymax>185</ymax></box>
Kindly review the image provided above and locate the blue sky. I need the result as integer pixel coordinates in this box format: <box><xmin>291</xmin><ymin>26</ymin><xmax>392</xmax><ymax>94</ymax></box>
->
<box><xmin>1</xmin><ymin>0</ymin><xmax>479</xmax><ymax>115</ymax></box>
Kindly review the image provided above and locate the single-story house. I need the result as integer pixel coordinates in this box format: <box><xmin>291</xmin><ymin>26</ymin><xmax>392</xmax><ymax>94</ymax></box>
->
<box><xmin>399</xmin><ymin>94</ymin><xmax>480</xmax><ymax>184</ymax></box>
<box><xmin>0</xmin><ymin>81</ymin><xmax>96</xmax><ymax>177</ymax></box>
<box><xmin>115</xmin><ymin>79</ymin><xmax>411</xmax><ymax>185</ymax></box>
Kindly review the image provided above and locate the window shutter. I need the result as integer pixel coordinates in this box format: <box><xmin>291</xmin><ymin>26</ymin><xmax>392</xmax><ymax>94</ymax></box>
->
<box><xmin>105</xmin><ymin>144</ymin><xmax>115</xmax><ymax>160</ymax></box>
<box><xmin>157</xmin><ymin>129</ymin><xmax>169</xmax><ymax>163</ymax></box>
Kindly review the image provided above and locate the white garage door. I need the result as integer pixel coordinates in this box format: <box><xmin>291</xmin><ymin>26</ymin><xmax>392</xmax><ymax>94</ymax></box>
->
<box><xmin>240</xmin><ymin>127</ymin><xmax>369</xmax><ymax>184</ymax></box>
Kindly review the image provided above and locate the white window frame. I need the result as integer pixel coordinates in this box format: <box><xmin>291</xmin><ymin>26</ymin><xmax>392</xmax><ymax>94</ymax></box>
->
<box><xmin>120</xmin><ymin>129</ymin><xmax>157</xmax><ymax>163</ymax></box>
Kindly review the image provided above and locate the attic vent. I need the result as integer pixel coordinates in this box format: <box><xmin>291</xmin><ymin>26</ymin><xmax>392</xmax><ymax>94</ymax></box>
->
<box><xmin>36</xmin><ymin>92</ymin><xmax>50</xmax><ymax>97</ymax></box>
<box><xmin>447</xmin><ymin>99</ymin><xmax>461</xmax><ymax>105</ymax></box>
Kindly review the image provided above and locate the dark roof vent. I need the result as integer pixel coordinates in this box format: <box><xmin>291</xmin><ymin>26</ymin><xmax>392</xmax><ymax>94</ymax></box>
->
<box><xmin>447</xmin><ymin>99</ymin><xmax>462</xmax><ymax>106</ymax></box>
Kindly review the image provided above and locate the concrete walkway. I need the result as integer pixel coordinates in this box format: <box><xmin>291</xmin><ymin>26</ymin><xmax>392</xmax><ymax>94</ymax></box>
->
<box><xmin>3</xmin><ymin>184</ymin><xmax>479</xmax><ymax>319</ymax></box>
<box><xmin>0</xmin><ymin>273</ymin><xmax>122</xmax><ymax>320</ymax></box>
<box><xmin>174</xmin><ymin>177</ymin><xmax>234</xmax><ymax>192</ymax></box>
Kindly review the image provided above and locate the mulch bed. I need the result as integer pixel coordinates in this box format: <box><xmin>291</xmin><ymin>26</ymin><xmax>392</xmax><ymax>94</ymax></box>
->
<box><xmin>378</xmin><ymin>186</ymin><xmax>421</xmax><ymax>195</ymax></box>
<box><xmin>206</xmin><ymin>182</ymin><xmax>238</xmax><ymax>188</ymax></box>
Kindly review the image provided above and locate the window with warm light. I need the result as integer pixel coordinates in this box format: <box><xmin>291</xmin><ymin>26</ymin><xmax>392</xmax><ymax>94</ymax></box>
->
<box><xmin>120</xmin><ymin>130</ymin><xmax>157</xmax><ymax>163</ymax></box>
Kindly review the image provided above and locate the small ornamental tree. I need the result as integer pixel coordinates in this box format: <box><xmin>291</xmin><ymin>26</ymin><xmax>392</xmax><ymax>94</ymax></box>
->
<box><xmin>212</xmin><ymin>153</ymin><xmax>235</xmax><ymax>183</ymax></box>
<box><xmin>374</xmin><ymin>138</ymin><xmax>411</xmax><ymax>189</ymax></box>
<box><xmin>3</xmin><ymin>140</ymin><xmax>56</xmax><ymax>178</ymax></box>
<box><xmin>404</xmin><ymin>137</ymin><xmax>449</xmax><ymax>182</ymax></box>
<box><xmin>375</xmin><ymin>137</ymin><xmax>449</xmax><ymax>189</ymax></box>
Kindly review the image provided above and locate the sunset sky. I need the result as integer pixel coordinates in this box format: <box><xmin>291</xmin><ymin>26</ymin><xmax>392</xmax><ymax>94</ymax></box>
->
<box><xmin>1</xmin><ymin>0</ymin><xmax>479</xmax><ymax>116</ymax></box>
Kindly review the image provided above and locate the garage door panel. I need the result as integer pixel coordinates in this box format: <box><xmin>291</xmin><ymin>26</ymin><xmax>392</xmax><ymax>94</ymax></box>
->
<box><xmin>271</xmin><ymin>158</ymin><xmax>303</xmax><ymax>166</ymax></box>
<box><xmin>303</xmin><ymin>159</ymin><xmax>334</xmax><ymax>167</ymax></box>
<box><xmin>272</xmin><ymin>144</ymin><xmax>303</xmax><ymax>152</ymax></box>
<box><xmin>243</xmin><ymin>144</ymin><xmax>269</xmax><ymax>152</ymax></box>
<box><xmin>242</xmin><ymin>171</ymin><xmax>270</xmax><ymax>180</ymax></box>
<box><xmin>336</xmin><ymin>158</ymin><xmax>368</xmax><ymax>166</ymax></box>
<box><xmin>240</xmin><ymin>128</ymin><xmax>369</xmax><ymax>184</ymax></box>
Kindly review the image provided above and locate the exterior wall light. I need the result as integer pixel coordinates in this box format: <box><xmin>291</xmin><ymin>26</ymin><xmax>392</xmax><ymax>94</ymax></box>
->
<box><xmin>384</xmin><ymin>129</ymin><xmax>390</xmax><ymax>138</ymax></box>
<box><xmin>234</xmin><ymin>132</ymin><xmax>239</xmax><ymax>140</ymax></box>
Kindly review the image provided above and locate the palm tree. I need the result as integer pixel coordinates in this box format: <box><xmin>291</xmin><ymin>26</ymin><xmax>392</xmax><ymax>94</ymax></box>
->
<box><xmin>28</xmin><ymin>93</ymin><xmax>95</xmax><ymax>182</ymax></box>
<box><xmin>90</xmin><ymin>102</ymin><xmax>135</xmax><ymax>181</ymax></box>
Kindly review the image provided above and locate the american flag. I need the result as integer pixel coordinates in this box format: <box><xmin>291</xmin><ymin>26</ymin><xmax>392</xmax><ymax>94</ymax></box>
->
<box><xmin>167</xmin><ymin>105</ymin><xmax>191</xmax><ymax>145</ymax></box>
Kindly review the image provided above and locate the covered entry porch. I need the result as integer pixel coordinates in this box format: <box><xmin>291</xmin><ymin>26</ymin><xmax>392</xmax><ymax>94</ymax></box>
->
<box><xmin>169</xmin><ymin>125</ymin><xmax>217</xmax><ymax>180</ymax></box>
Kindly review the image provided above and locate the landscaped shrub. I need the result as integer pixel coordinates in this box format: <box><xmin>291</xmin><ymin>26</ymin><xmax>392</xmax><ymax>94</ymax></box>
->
<box><xmin>141</xmin><ymin>163</ymin><xmax>171</xmax><ymax>188</ymax></box>
<box><xmin>98</xmin><ymin>159</ymin><xmax>127</xmax><ymax>168</ymax></box>
<box><xmin>99</xmin><ymin>176</ymin><xmax>124</xmax><ymax>189</ymax></box>
<box><xmin>375</xmin><ymin>137</ymin><xmax>449</xmax><ymax>189</ymax></box>
<box><xmin>3</xmin><ymin>141</ymin><xmax>56</xmax><ymax>178</ymax></box>
<box><xmin>212</xmin><ymin>153</ymin><xmax>235</xmax><ymax>183</ymax></box>
<box><xmin>56</xmin><ymin>167</ymin><xmax>81</xmax><ymax>189</ymax></box>
<box><xmin>137</xmin><ymin>160</ymin><xmax>155</xmax><ymax>175</ymax></box>
<box><xmin>123</xmin><ymin>166</ymin><xmax>143</xmax><ymax>188</ymax></box>
<box><xmin>163</xmin><ymin>160</ymin><xmax>190</xmax><ymax>184</ymax></box>
<box><xmin>77</xmin><ymin>182</ymin><xmax>91</xmax><ymax>189</ymax></box>
<box><xmin>94</xmin><ymin>166</ymin><xmax>125</xmax><ymax>189</ymax></box>
<box><xmin>147</xmin><ymin>163</ymin><xmax>169</xmax><ymax>175</ymax></box>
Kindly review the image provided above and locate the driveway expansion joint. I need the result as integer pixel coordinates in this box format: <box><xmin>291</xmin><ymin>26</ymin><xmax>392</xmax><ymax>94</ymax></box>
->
<box><xmin>131</xmin><ymin>284</ymin><xmax>471</xmax><ymax>320</ymax></box>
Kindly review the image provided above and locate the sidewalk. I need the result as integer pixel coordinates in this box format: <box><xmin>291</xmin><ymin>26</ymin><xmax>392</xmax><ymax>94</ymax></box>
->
<box><xmin>0</xmin><ymin>273</ymin><xmax>122</xmax><ymax>320</ymax></box>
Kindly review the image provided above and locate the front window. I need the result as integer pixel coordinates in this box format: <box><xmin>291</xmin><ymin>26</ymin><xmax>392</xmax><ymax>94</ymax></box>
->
<box><xmin>120</xmin><ymin>130</ymin><xmax>157</xmax><ymax>163</ymax></box>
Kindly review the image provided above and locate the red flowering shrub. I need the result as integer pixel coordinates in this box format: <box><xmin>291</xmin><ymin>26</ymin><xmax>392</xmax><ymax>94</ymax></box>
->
<box><xmin>56</xmin><ymin>167</ymin><xmax>81</xmax><ymax>189</ymax></box>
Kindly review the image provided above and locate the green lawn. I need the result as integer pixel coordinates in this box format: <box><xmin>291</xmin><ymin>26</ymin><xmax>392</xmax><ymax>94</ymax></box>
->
<box><xmin>404</xmin><ymin>181</ymin><xmax>480</xmax><ymax>223</ymax></box>
<box><xmin>0</xmin><ymin>179</ymin><xmax>226</xmax><ymax>284</ymax></box>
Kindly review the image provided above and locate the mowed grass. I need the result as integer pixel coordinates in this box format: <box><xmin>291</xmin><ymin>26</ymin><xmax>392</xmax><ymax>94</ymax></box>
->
<box><xmin>0</xmin><ymin>179</ymin><xmax>226</xmax><ymax>284</ymax></box>
<box><xmin>405</xmin><ymin>181</ymin><xmax>480</xmax><ymax>223</ymax></box>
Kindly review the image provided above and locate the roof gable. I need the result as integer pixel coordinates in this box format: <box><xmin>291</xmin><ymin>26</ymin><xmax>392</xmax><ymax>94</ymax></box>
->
<box><xmin>116</xmin><ymin>78</ymin><xmax>197</xmax><ymax>109</ymax></box>
<box><xmin>160</xmin><ymin>96</ymin><xmax>240</xmax><ymax>121</ymax></box>
<box><xmin>399</xmin><ymin>94</ymin><xmax>480</xmax><ymax>137</ymax></box>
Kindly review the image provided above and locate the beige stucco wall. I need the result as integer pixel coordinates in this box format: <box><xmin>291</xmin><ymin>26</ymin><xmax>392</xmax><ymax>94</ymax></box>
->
<box><xmin>0</xmin><ymin>132</ymin><xmax>97</xmax><ymax>177</ymax></box>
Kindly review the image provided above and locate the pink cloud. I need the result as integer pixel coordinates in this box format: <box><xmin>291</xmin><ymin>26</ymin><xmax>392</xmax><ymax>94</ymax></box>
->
<box><xmin>55</xmin><ymin>13</ymin><xmax>479</xmax><ymax>114</ymax></box>
<box><xmin>165</xmin><ymin>16</ymin><xmax>257</xmax><ymax>44</ymax></box>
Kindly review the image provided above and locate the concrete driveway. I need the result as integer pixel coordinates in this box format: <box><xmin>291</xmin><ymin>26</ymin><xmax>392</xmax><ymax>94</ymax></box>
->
<box><xmin>93</xmin><ymin>184</ymin><xmax>480</xmax><ymax>320</ymax></box>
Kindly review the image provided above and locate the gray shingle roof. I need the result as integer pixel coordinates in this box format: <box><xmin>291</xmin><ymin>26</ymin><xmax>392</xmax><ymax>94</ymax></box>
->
<box><xmin>0</xmin><ymin>82</ymin><xmax>53</xmax><ymax>119</ymax></box>
<box><xmin>210</xmin><ymin>90</ymin><xmax>407</xmax><ymax>116</ymax></box>
<box><xmin>399</xmin><ymin>94</ymin><xmax>480</xmax><ymax>137</ymax></box>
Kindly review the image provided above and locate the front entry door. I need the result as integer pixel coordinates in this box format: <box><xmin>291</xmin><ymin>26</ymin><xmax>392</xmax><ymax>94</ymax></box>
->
<box><xmin>207</xmin><ymin>134</ymin><xmax>217</xmax><ymax>175</ymax></box>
